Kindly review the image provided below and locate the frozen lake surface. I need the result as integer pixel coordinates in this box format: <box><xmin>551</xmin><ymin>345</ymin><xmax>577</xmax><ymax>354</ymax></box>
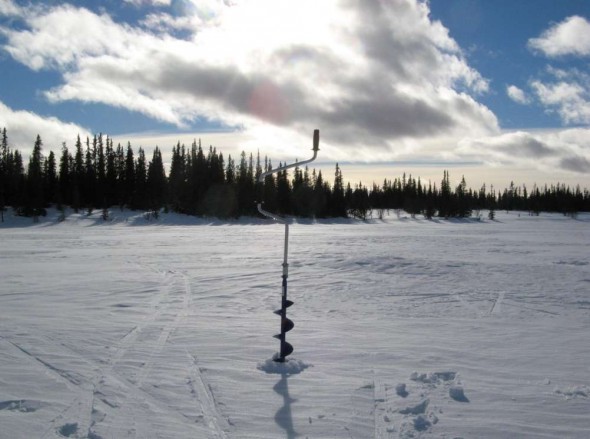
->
<box><xmin>1</xmin><ymin>209</ymin><xmax>589</xmax><ymax>438</ymax></box>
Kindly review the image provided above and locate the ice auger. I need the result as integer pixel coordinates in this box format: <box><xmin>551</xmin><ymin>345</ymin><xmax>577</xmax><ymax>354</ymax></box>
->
<box><xmin>258</xmin><ymin>129</ymin><xmax>319</xmax><ymax>362</ymax></box>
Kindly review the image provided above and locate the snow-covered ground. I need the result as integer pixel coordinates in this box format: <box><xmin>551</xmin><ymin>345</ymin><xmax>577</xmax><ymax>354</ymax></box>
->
<box><xmin>1</xmin><ymin>209</ymin><xmax>589</xmax><ymax>438</ymax></box>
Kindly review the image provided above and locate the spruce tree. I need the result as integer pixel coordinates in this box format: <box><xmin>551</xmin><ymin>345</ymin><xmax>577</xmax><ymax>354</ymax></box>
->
<box><xmin>23</xmin><ymin>135</ymin><xmax>45</xmax><ymax>217</ymax></box>
<box><xmin>0</xmin><ymin>127</ymin><xmax>7</xmax><ymax>220</ymax></box>
<box><xmin>134</xmin><ymin>147</ymin><xmax>147</xmax><ymax>209</ymax></box>
<box><xmin>276</xmin><ymin>165</ymin><xmax>292</xmax><ymax>215</ymax></box>
<box><xmin>168</xmin><ymin>142</ymin><xmax>186</xmax><ymax>212</ymax></box>
<box><xmin>331</xmin><ymin>163</ymin><xmax>347</xmax><ymax>217</ymax></box>
<box><xmin>123</xmin><ymin>142</ymin><xmax>135</xmax><ymax>208</ymax></box>
<box><xmin>58</xmin><ymin>143</ymin><xmax>71</xmax><ymax>206</ymax></box>
<box><xmin>105</xmin><ymin>138</ymin><xmax>117</xmax><ymax>207</ymax></box>
<box><xmin>44</xmin><ymin>150</ymin><xmax>58</xmax><ymax>205</ymax></box>
<box><xmin>146</xmin><ymin>147</ymin><xmax>167</xmax><ymax>212</ymax></box>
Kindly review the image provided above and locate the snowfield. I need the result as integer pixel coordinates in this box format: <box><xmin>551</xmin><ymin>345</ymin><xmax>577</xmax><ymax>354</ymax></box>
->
<box><xmin>1</xmin><ymin>209</ymin><xmax>589</xmax><ymax>439</ymax></box>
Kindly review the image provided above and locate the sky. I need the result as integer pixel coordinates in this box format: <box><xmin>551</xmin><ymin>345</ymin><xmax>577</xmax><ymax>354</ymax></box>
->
<box><xmin>1</xmin><ymin>0</ymin><xmax>589</xmax><ymax>190</ymax></box>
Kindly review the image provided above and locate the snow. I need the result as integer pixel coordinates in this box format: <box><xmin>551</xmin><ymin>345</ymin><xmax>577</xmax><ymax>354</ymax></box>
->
<box><xmin>1</xmin><ymin>208</ymin><xmax>589</xmax><ymax>438</ymax></box>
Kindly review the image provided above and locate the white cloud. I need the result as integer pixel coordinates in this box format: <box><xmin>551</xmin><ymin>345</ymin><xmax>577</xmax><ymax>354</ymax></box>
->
<box><xmin>123</xmin><ymin>0</ymin><xmax>172</xmax><ymax>7</ymax></box>
<box><xmin>528</xmin><ymin>15</ymin><xmax>590</xmax><ymax>58</ymax></box>
<box><xmin>2</xmin><ymin>5</ymin><xmax>142</xmax><ymax>71</ymax></box>
<box><xmin>506</xmin><ymin>85</ymin><xmax>530</xmax><ymax>105</ymax></box>
<box><xmin>531</xmin><ymin>68</ymin><xmax>590</xmax><ymax>125</ymax></box>
<box><xmin>0</xmin><ymin>101</ymin><xmax>91</xmax><ymax>153</ymax></box>
<box><xmin>0</xmin><ymin>0</ymin><xmax>20</xmax><ymax>16</ymax></box>
<box><xmin>525</xmin><ymin>15</ymin><xmax>590</xmax><ymax>126</ymax></box>
<box><xmin>0</xmin><ymin>0</ymin><xmax>497</xmax><ymax>161</ymax></box>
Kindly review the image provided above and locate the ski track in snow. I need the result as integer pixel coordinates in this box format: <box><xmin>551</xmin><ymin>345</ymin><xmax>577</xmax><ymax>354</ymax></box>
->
<box><xmin>186</xmin><ymin>352</ymin><xmax>230</xmax><ymax>439</ymax></box>
<box><xmin>1</xmin><ymin>210</ymin><xmax>589</xmax><ymax>438</ymax></box>
<box><xmin>2</xmin><ymin>262</ymin><xmax>223</xmax><ymax>439</ymax></box>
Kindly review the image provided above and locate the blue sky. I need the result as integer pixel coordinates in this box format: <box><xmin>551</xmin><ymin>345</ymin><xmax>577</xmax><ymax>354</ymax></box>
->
<box><xmin>1</xmin><ymin>0</ymin><xmax>589</xmax><ymax>189</ymax></box>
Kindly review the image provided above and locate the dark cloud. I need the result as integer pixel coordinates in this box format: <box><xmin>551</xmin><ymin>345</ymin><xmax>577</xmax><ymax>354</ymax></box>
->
<box><xmin>504</xmin><ymin>136</ymin><xmax>555</xmax><ymax>158</ymax></box>
<box><xmin>560</xmin><ymin>155</ymin><xmax>590</xmax><ymax>173</ymax></box>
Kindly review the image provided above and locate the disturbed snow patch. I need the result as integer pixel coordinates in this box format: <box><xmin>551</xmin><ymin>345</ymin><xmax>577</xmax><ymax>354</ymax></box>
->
<box><xmin>410</xmin><ymin>370</ymin><xmax>457</xmax><ymax>385</ymax></box>
<box><xmin>450</xmin><ymin>385</ymin><xmax>470</xmax><ymax>402</ymax></box>
<box><xmin>554</xmin><ymin>385</ymin><xmax>588</xmax><ymax>399</ymax></box>
<box><xmin>257</xmin><ymin>358</ymin><xmax>312</xmax><ymax>375</ymax></box>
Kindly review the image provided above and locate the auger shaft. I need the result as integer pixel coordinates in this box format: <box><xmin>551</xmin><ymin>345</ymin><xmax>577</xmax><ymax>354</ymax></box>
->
<box><xmin>258</xmin><ymin>129</ymin><xmax>319</xmax><ymax>362</ymax></box>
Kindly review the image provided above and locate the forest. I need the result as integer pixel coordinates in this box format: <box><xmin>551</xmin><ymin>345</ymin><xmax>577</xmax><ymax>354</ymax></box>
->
<box><xmin>1</xmin><ymin>127</ymin><xmax>589</xmax><ymax>222</ymax></box>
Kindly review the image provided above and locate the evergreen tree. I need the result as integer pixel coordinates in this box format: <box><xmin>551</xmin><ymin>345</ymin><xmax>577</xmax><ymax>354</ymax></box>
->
<box><xmin>311</xmin><ymin>170</ymin><xmax>328</xmax><ymax>217</ymax></box>
<box><xmin>123</xmin><ymin>142</ymin><xmax>135</xmax><ymax>208</ymax></box>
<box><xmin>276</xmin><ymin>165</ymin><xmax>292</xmax><ymax>215</ymax></box>
<box><xmin>168</xmin><ymin>142</ymin><xmax>186</xmax><ymax>212</ymax></box>
<box><xmin>236</xmin><ymin>151</ymin><xmax>255</xmax><ymax>215</ymax></box>
<box><xmin>58</xmin><ymin>143</ymin><xmax>71</xmax><ymax>205</ymax></box>
<box><xmin>0</xmin><ymin>128</ymin><xmax>8</xmax><ymax>220</ymax></box>
<box><xmin>455</xmin><ymin>176</ymin><xmax>472</xmax><ymax>218</ymax></box>
<box><xmin>330</xmin><ymin>163</ymin><xmax>347</xmax><ymax>217</ymax></box>
<box><xmin>22</xmin><ymin>135</ymin><xmax>45</xmax><ymax>217</ymax></box>
<box><xmin>146</xmin><ymin>147</ymin><xmax>167</xmax><ymax>212</ymax></box>
<box><xmin>349</xmin><ymin>182</ymin><xmax>370</xmax><ymax>220</ymax></box>
<box><xmin>10</xmin><ymin>150</ymin><xmax>25</xmax><ymax>208</ymax></box>
<box><xmin>105</xmin><ymin>138</ymin><xmax>117</xmax><ymax>207</ymax></box>
<box><xmin>261</xmin><ymin>158</ymin><xmax>278</xmax><ymax>214</ymax></box>
<box><xmin>438</xmin><ymin>170</ymin><xmax>452</xmax><ymax>218</ymax></box>
<box><xmin>115</xmin><ymin>142</ymin><xmax>125</xmax><ymax>206</ymax></box>
<box><xmin>44</xmin><ymin>150</ymin><xmax>58</xmax><ymax>204</ymax></box>
<box><xmin>84</xmin><ymin>137</ymin><xmax>96</xmax><ymax>211</ymax></box>
<box><xmin>134</xmin><ymin>147</ymin><xmax>147</xmax><ymax>209</ymax></box>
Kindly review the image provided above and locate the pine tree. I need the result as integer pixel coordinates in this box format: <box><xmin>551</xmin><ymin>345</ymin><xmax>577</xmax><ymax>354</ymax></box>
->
<box><xmin>236</xmin><ymin>151</ymin><xmax>255</xmax><ymax>215</ymax></box>
<box><xmin>146</xmin><ymin>147</ymin><xmax>167</xmax><ymax>212</ymax></box>
<box><xmin>44</xmin><ymin>150</ymin><xmax>58</xmax><ymax>204</ymax></box>
<box><xmin>261</xmin><ymin>158</ymin><xmax>278</xmax><ymax>214</ymax></box>
<box><xmin>276</xmin><ymin>165</ymin><xmax>292</xmax><ymax>215</ymax></box>
<box><xmin>105</xmin><ymin>138</ymin><xmax>117</xmax><ymax>207</ymax></box>
<box><xmin>456</xmin><ymin>175</ymin><xmax>472</xmax><ymax>218</ymax></box>
<box><xmin>0</xmin><ymin>128</ymin><xmax>8</xmax><ymax>221</ymax></box>
<box><xmin>22</xmin><ymin>135</ymin><xmax>45</xmax><ymax>217</ymax></box>
<box><xmin>168</xmin><ymin>142</ymin><xmax>185</xmax><ymax>212</ymax></box>
<box><xmin>58</xmin><ymin>143</ymin><xmax>71</xmax><ymax>205</ymax></box>
<box><xmin>225</xmin><ymin>154</ymin><xmax>236</xmax><ymax>185</ymax></box>
<box><xmin>115</xmin><ymin>142</ymin><xmax>125</xmax><ymax>207</ymax></box>
<box><xmin>330</xmin><ymin>163</ymin><xmax>347</xmax><ymax>217</ymax></box>
<box><xmin>311</xmin><ymin>170</ymin><xmax>328</xmax><ymax>217</ymax></box>
<box><xmin>0</xmin><ymin>128</ymin><xmax>7</xmax><ymax>220</ymax></box>
<box><xmin>123</xmin><ymin>142</ymin><xmax>135</xmax><ymax>208</ymax></box>
<box><xmin>134</xmin><ymin>147</ymin><xmax>147</xmax><ymax>209</ymax></box>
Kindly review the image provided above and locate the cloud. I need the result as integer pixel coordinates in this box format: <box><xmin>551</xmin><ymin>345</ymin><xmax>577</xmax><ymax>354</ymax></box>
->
<box><xmin>560</xmin><ymin>155</ymin><xmax>590</xmax><ymax>173</ymax></box>
<box><xmin>0</xmin><ymin>0</ymin><xmax>498</xmax><ymax>159</ymax></box>
<box><xmin>0</xmin><ymin>101</ymin><xmax>91</xmax><ymax>153</ymax></box>
<box><xmin>528</xmin><ymin>16</ymin><xmax>590</xmax><ymax>58</ymax></box>
<box><xmin>531</xmin><ymin>68</ymin><xmax>590</xmax><ymax>125</ymax></box>
<box><xmin>525</xmin><ymin>16</ymin><xmax>590</xmax><ymax>126</ymax></box>
<box><xmin>0</xmin><ymin>0</ymin><xmax>20</xmax><ymax>16</ymax></box>
<box><xmin>457</xmin><ymin>129</ymin><xmax>590</xmax><ymax>174</ymax></box>
<box><xmin>1</xmin><ymin>5</ymin><xmax>142</xmax><ymax>71</ymax></box>
<box><xmin>0</xmin><ymin>0</ymin><xmax>22</xmax><ymax>17</ymax></box>
<box><xmin>123</xmin><ymin>0</ymin><xmax>172</xmax><ymax>7</ymax></box>
<box><xmin>506</xmin><ymin>85</ymin><xmax>530</xmax><ymax>105</ymax></box>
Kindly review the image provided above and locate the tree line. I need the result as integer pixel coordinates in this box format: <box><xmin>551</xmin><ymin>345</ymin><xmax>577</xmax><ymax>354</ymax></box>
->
<box><xmin>1</xmin><ymin>127</ymin><xmax>589</xmax><ymax>222</ymax></box>
<box><xmin>368</xmin><ymin>170</ymin><xmax>590</xmax><ymax>220</ymax></box>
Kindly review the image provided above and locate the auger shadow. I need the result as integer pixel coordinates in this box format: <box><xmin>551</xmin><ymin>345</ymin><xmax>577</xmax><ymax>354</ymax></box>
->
<box><xmin>273</xmin><ymin>372</ymin><xmax>297</xmax><ymax>439</ymax></box>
